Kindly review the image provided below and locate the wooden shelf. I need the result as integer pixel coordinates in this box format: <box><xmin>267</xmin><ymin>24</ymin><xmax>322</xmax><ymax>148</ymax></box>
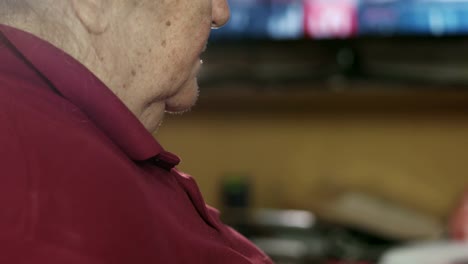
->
<box><xmin>196</xmin><ymin>82</ymin><xmax>468</xmax><ymax>113</ymax></box>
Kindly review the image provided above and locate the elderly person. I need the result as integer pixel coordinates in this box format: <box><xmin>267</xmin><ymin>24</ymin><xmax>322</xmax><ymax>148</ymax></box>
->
<box><xmin>0</xmin><ymin>1</ymin><xmax>272</xmax><ymax>263</ymax></box>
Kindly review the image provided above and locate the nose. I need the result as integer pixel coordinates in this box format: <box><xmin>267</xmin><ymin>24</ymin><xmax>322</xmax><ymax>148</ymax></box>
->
<box><xmin>211</xmin><ymin>0</ymin><xmax>230</xmax><ymax>29</ymax></box>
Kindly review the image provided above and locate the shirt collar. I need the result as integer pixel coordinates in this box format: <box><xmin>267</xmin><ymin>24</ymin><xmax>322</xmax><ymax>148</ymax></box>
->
<box><xmin>0</xmin><ymin>24</ymin><xmax>180</xmax><ymax>167</ymax></box>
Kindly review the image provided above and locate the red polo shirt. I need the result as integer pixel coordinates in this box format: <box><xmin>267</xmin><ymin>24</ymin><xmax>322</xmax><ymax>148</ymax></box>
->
<box><xmin>0</xmin><ymin>25</ymin><xmax>272</xmax><ymax>264</ymax></box>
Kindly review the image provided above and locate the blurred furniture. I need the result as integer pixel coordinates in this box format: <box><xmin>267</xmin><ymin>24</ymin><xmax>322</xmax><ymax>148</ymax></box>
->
<box><xmin>246</xmin><ymin>209</ymin><xmax>321</xmax><ymax>264</ymax></box>
<box><xmin>379</xmin><ymin>241</ymin><xmax>468</xmax><ymax>264</ymax></box>
<box><xmin>225</xmin><ymin>208</ymin><xmax>394</xmax><ymax>264</ymax></box>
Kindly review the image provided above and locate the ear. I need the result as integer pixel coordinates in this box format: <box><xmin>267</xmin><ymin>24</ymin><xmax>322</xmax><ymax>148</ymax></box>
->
<box><xmin>71</xmin><ymin>0</ymin><xmax>110</xmax><ymax>34</ymax></box>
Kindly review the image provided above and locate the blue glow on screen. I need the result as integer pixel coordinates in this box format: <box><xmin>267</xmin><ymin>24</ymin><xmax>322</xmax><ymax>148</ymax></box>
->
<box><xmin>209</xmin><ymin>0</ymin><xmax>468</xmax><ymax>40</ymax></box>
<box><xmin>210</xmin><ymin>0</ymin><xmax>304</xmax><ymax>40</ymax></box>
<box><xmin>360</xmin><ymin>0</ymin><xmax>468</xmax><ymax>36</ymax></box>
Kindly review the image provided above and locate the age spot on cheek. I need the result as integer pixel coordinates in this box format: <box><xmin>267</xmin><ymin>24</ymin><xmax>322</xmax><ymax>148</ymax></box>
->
<box><xmin>166</xmin><ymin>20</ymin><xmax>172</xmax><ymax>27</ymax></box>
<box><xmin>161</xmin><ymin>40</ymin><xmax>167</xmax><ymax>47</ymax></box>
<box><xmin>131</xmin><ymin>70</ymin><xmax>136</xmax><ymax>76</ymax></box>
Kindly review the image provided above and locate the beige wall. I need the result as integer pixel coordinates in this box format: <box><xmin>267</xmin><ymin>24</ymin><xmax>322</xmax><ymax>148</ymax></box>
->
<box><xmin>156</xmin><ymin>92</ymin><xmax>468</xmax><ymax>221</ymax></box>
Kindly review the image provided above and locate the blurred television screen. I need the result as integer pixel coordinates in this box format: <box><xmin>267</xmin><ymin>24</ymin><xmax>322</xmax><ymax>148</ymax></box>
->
<box><xmin>210</xmin><ymin>0</ymin><xmax>304</xmax><ymax>40</ymax></box>
<box><xmin>305</xmin><ymin>0</ymin><xmax>358</xmax><ymax>39</ymax></box>
<box><xmin>360</xmin><ymin>0</ymin><xmax>468</xmax><ymax>36</ymax></box>
<box><xmin>209</xmin><ymin>0</ymin><xmax>468</xmax><ymax>41</ymax></box>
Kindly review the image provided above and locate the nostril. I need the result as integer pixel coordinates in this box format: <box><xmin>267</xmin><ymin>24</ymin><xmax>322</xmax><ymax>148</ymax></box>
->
<box><xmin>211</xmin><ymin>16</ymin><xmax>229</xmax><ymax>29</ymax></box>
<box><xmin>211</xmin><ymin>21</ymin><xmax>221</xmax><ymax>29</ymax></box>
<box><xmin>211</xmin><ymin>0</ymin><xmax>230</xmax><ymax>29</ymax></box>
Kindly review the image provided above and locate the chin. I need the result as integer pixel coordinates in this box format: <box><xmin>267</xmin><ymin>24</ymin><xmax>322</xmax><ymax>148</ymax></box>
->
<box><xmin>165</xmin><ymin>80</ymin><xmax>200</xmax><ymax>113</ymax></box>
<box><xmin>165</xmin><ymin>98</ymin><xmax>198</xmax><ymax>114</ymax></box>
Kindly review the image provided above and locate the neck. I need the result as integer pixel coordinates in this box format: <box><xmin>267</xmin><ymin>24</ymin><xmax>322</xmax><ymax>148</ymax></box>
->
<box><xmin>0</xmin><ymin>9</ymin><xmax>158</xmax><ymax>133</ymax></box>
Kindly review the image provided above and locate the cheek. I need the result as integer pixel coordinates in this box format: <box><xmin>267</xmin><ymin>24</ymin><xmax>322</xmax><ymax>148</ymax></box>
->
<box><xmin>144</xmin><ymin>7</ymin><xmax>212</xmax><ymax>89</ymax></box>
<box><xmin>145</xmin><ymin>45</ymin><xmax>193</xmax><ymax>99</ymax></box>
<box><xmin>164</xmin><ymin>28</ymin><xmax>207</xmax><ymax>75</ymax></box>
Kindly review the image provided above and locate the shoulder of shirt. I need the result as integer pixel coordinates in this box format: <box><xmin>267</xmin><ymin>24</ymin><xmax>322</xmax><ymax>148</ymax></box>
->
<box><xmin>0</xmin><ymin>75</ymin><xmax>92</xmax><ymax>129</ymax></box>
